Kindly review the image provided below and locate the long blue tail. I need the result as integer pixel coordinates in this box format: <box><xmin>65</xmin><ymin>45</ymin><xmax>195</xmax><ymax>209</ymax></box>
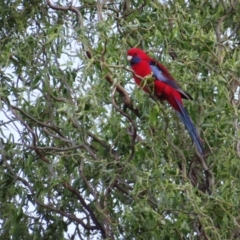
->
<box><xmin>175</xmin><ymin>100</ymin><xmax>204</xmax><ymax>156</ymax></box>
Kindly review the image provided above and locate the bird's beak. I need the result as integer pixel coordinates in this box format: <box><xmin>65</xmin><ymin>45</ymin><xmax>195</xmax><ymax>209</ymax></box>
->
<box><xmin>127</xmin><ymin>56</ymin><xmax>132</xmax><ymax>61</ymax></box>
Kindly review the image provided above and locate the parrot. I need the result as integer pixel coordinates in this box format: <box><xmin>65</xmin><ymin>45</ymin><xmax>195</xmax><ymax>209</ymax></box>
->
<box><xmin>127</xmin><ymin>48</ymin><xmax>204</xmax><ymax>156</ymax></box>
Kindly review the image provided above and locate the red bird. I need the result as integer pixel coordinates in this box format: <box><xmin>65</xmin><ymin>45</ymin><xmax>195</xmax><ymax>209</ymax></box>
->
<box><xmin>127</xmin><ymin>48</ymin><xmax>204</xmax><ymax>155</ymax></box>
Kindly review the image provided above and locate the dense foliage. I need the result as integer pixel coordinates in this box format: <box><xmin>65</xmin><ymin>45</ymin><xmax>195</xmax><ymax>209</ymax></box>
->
<box><xmin>0</xmin><ymin>0</ymin><xmax>240</xmax><ymax>239</ymax></box>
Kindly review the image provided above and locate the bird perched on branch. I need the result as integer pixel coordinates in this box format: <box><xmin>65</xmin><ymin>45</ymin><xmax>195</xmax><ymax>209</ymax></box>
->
<box><xmin>127</xmin><ymin>48</ymin><xmax>204</xmax><ymax>156</ymax></box>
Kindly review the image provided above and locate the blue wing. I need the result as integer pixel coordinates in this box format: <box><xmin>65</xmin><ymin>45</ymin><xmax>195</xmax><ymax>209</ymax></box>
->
<box><xmin>149</xmin><ymin>61</ymin><xmax>193</xmax><ymax>100</ymax></box>
<box><xmin>150</xmin><ymin>64</ymin><xmax>181</xmax><ymax>90</ymax></box>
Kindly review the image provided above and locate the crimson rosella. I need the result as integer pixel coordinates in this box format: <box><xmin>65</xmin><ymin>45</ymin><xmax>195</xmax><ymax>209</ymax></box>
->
<box><xmin>127</xmin><ymin>48</ymin><xmax>204</xmax><ymax>156</ymax></box>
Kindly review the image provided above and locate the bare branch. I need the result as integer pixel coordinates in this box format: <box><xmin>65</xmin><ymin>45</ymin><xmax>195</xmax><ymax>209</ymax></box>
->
<box><xmin>46</xmin><ymin>0</ymin><xmax>83</xmax><ymax>27</ymax></box>
<box><xmin>63</xmin><ymin>182</ymin><xmax>106</xmax><ymax>238</ymax></box>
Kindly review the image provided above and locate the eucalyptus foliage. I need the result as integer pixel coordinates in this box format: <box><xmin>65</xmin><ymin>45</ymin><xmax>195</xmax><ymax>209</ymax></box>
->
<box><xmin>0</xmin><ymin>0</ymin><xmax>240</xmax><ymax>239</ymax></box>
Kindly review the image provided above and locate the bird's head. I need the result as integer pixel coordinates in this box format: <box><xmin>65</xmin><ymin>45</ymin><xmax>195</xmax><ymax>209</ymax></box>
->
<box><xmin>127</xmin><ymin>48</ymin><xmax>150</xmax><ymax>65</ymax></box>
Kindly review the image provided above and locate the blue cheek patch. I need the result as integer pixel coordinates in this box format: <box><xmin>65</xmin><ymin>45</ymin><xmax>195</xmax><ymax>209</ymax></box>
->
<box><xmin>130</xmin><ymin>56</ymin><xmax>141</xmax><ymax>66</ymax></box>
